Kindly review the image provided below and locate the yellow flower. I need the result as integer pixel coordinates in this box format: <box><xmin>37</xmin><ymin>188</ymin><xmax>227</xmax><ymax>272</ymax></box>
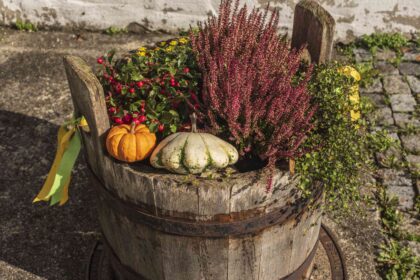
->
<box><xmin>165</xmin><ymin>46</ymin><xmax>174</xmax><ymax>52</ymax></box>
<box><xmin>169</xmin><ymin>40</ymin><xmax>178</xmax><ymax>46</ymax></box>
<box><xmin>137</xmin><ymin>51</ymin><xmax>146</xmax><ymax>57</ymax></box>
<box><xmin>138</xmin><ymin>47</ymin><xmax>147</xmax><ymax>52</ymax></box>
<box><xmin>179</xmin><ymin>37</ymin><xmax>188</xmax><ymax>44</ymax></box>
<box><xmin>160</xmin><ymin>41</ymin><xmax>166</xmax><ymax>46</ymax></box>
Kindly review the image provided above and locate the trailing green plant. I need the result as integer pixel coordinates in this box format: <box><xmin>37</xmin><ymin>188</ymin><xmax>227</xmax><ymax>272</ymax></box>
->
<box><xmin>354</xmin><ymin>62</ymin><xmax>380</xmax><ymax>88</ymax></box>
<box><xmin>377</xmin><ymin>239</ymin><xmax>419</xmax><ymax>280</ymax></box>
<box><xmin>14</xmin><ymin>19</ymin><xmax>37</xmax><ymax>32</ymax></box>
<box><xmin>104</xmin><ymin>26</ymin><xmax>128</xmax><ymax>36</ymax></box>
<box><xmin>296</xmin><ymin>63</ymin><xmax>392</xmax><ymax>210</ymax></box>
<box><xmin>358</xmin><ymin>33</ymin><xmax>408</xmax><ymax>56</ymax></box>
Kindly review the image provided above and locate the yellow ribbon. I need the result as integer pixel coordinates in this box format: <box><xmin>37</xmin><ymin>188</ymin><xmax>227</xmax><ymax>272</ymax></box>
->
<box><xmin>33</xmin><ymin>116</ymin><xmax>89</xmax><ymax>206</ymax></box>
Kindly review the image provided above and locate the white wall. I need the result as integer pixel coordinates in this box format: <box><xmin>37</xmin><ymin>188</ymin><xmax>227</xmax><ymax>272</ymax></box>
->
<box><xmin>1</xmin><ymin>0</ymin><xmax>419</xmax><ymax>41</ymax></box>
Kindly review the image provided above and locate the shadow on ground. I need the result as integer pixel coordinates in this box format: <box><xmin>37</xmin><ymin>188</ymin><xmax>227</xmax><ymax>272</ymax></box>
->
<box><xmin>0</xmin><ymin>110</ymin><xmax>100</xmax><ymax>279</ymax></box>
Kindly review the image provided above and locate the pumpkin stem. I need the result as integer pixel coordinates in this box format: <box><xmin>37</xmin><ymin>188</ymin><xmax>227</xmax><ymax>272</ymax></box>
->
<box><xmin>190</xmin><ymin>113</ymin><xmax>197</xmax><ymax>133</ymax></box>
<box><xmin>130</xmin><ymin>122</ymin><xmax>136</xmax><ymax>134</ymax></box>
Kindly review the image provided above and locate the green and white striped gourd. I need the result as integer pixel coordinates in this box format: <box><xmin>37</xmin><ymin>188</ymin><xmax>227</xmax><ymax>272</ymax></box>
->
<box><xmin>150</xmin><ymin>114</ymin><xmax>238</xmax><ymax>174</ymax></box>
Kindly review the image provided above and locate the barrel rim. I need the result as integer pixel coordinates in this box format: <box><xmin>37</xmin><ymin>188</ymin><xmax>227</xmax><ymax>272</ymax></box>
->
<box><xmin>91</xmin><ymin>166</ymin><xmax>323</xmax><ymax>237</ymax></box>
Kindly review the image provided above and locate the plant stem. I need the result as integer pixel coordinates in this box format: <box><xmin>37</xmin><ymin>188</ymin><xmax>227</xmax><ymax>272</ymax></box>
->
<box><xmin>190</xmin><ymin>113</ymin><xmax>197</xmax><ymax>133</ymax></box>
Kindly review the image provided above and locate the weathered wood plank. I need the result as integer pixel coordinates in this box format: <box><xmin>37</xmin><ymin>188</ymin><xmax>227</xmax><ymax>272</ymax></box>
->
<box><xmin>291</xmin><ymin>0</ymin><xmax>335</xmax><ymax>63</ymax></box>
<box><xmin>227</xmin><ymin>236</ymin><xmax>262</xmax><ymax>280</ymax></box>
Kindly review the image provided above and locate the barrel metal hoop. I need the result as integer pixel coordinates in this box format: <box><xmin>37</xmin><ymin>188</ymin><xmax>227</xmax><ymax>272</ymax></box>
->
<box><xmin>103</xmin><ymin>235</ymin><xmax>318</xmax><ymax>280</ymax></box>
<box><xmin>89</xmin><ymin>166</ymin><xmax>323</xmax><ymax>237</ymax></box>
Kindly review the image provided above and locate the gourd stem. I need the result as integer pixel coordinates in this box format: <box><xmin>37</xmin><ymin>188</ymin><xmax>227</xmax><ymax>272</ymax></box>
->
<box><xmin>190</xmin><ymin>113</ymin><xmax>197</xmax><ymax>133</ymax></box>
<box><xmin>130</xmin><ymin>122</ymin><xmax>136</xmax><ymax>134</ymax></box>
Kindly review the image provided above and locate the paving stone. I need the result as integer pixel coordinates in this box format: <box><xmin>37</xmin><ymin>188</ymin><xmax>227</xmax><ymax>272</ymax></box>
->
<box><xmin>374</xmin><ymin>61</ymin><xmax>399</xmax><ymax>75</ymax></box>
<box><xmin>375</xmin><ymin>49</ymin><xmax>396</xmax><ymax>61</ymax></box>
<box><xmin>379</xmin><ymin>169</ymin><xmax>412</xmax><ymax>187</ymax></box>
<box><xmin>383</xmin><ymin>75</ymin><xmax>411</xmax><ymax>95</ymax></box>
<box><xmin>402</xmin><ymin>51</ymin><xmax>420</xmax><ymax>62</ymax></box>
<box><xmin>406</xmin><ymin>154</ymin><xmax>420</xmax><ymax>171</ymax></box>
<box><xmin>401</xmin><ymin>133</ymin><xmax>420</xmax><ymax>154</ymax></box>
<box><xmin>368</xmin><ymin>107</ymin><xmax>394</xmax><ymax>126</ymax></box>
<box><xmin>376</xmin><ymin>146</ymin><xmax>403</xmax><ymax>167</ymax></box>
<box><xmin>362</xmin><ymin>93</ymin><xmax>388</xmax><ymax>108</ymax></box>
<box><xmin>390</xmin><ymin>94</ymin><xmax>416</xmax><ymax>112</ymax></box>
<box><xmin>406</xmin><ymin>75</ymin><xmax>420</xmax><ymax>93</ymax></box>
<box><xmin>378</xmin><ymin>169</ymin><xmax>414</xmax><ymax>210</ymax></box>
<box><xmin>354</xmin><ymin>48</ymin><xmax>372</xmax><ymax>62</ymax></box>
<box><xmin>399</xmin><ymin>62</ymin><xmax>420</xmax><ymax>76</ymax></box>
<box><xmin>407</xmin><ymin>241</ymin><xmax>420</xmax><ymax>258</ymax></box>
<box><xmin>360</xmin><ymin>79</ymin><xmax>383</xmax><ymax>94</ymax></box>
<box><xmin>393</xmin><ymin>113</ymin><xmax>420</xmax><ymax>128</ymax></box>
<box><xmin>387</xmin><ymin>185</ymin><xmax>415</xmax><ymax>210</ymax></box>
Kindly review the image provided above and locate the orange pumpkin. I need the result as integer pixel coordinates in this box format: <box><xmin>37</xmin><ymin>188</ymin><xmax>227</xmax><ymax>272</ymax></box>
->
<box><xmin>106</xmin><ymin>124</ymin><xmax>156</xmax><ymax>162</ymax></box>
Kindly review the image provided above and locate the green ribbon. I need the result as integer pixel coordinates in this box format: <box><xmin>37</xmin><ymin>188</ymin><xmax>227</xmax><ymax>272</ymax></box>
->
<box><xmin>48</xmin><ymin>130</ymin><xmax>81</xmax><ymax>206</ymax></box>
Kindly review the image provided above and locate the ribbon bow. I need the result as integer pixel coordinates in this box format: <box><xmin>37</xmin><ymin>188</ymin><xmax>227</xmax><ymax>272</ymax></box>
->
<box><xmin>33</xmin><ymin>116</ymin><xmax>89</xmax><ymax>206</ymax></box>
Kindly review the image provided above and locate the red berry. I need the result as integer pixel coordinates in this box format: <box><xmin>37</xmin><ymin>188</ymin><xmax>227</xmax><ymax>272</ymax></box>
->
<box><xmin>108</xmin><ymin>107</ymin><xmax>116</xmax><ymax>113</ymax></box>
<box><xmin>170</xmin><ymin>79</ymin><xmax>176</xmax><ymax>87</ymax></box>
<box><xmin>138</xmin><ymin>115</ymin><xmax>147</xmax><ymax>123</ymax></box>
<box><xmin>123</xmin><ymin>114</ymin><xmax>132</xmax><ymax>124</ymax></box>
<box><xmin>97</xmin><ymin>57</ymin><xmax>104</xmax><ymax>64</ymax></box>
<box><xmin>158</xmin><ymin>124</ymin><xmax>164</xmax><ymax>132</ymax></box>
<box><xmin>136</xmin><ymin>81</ymin><xmax>144</xmax><ymax>88</ymax></box>
<box><xmin>132</xmin><ymin>119</ymin><xmax>140</xmax><ymax>125</ymax></box>
<box><xmin>115</xmin><ymin>83</ymin><xmax>122</xmax><ymax>93</ymax></box>
<box><xmin>140</xmin><ymin>107</ymin><xmax>145</xmax><ymax>113</ymax></box>
<box><xmin>183</xmin><ymin>67</ymin><xmax>190</xmax><ymax>73</ymax></box>
<box><xmin>113</xmin><ymin>117</ymin><xmax>123</xmax><ymax>124</ymax></box>
<box><xmin>129</xmin><ymin>88</ymin><xmax>135</xmax><ymax>94</ymax></box>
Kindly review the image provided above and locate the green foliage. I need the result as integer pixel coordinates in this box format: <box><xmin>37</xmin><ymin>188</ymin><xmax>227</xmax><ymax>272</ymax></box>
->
<box><xmin>104</xmin><ymin>26</ymin><xmax>128</xmax><ymax>36</ymax></box>
<box><xmin>354</xmin><ymin>62</ymin><xmax>380</xmax><ymax>88</ymax></box>
<box><xmin>377</xmin><ymin>240</ymin><xmax>420</xmax><ymax>280</ymax></box>
<box><xmin>376</xmin><ymin>187</ymin><xmax>402</xmax><ymax>236</ymax></box>
<box><xmin>297</xmin><ymin>63</ymin><xmax>392</xmax><ymax>210</ymax></box>
<box><xmin>14</xmin><ymin>19</ymin><xmax>37</xmax><ymax>32</ymax></box>
<box><xmin>98</xmin><ymin>37</ymin><xmax>201</xmax><ymax>136</ymax></box>
<box><xmin>358</xmin><ymin>33</ymin><xmax>408</xmax><ymax>56</ymax></box>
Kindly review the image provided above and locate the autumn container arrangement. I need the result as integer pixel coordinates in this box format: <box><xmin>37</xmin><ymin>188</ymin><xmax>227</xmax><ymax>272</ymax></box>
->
<box><xmin>42</xmin><ymin>0</ymin><xmax>350</xmax><ymax>279</ymax></box>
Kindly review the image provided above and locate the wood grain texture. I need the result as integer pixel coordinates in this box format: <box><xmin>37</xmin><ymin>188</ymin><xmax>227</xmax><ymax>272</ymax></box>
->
<box><xmin>64</xmin><ymin>46</ymin><xmax>323</xmax><ymax>278</ymax></box>
<box><xmin>291</xmin><ymin>0</ymin><xmax>335</xmax><ymax>63</ymax></box>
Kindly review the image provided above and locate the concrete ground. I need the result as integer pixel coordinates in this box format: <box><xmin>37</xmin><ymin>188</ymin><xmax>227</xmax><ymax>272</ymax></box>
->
<box><xmin>0</xmin><ymin>27</ymin><xmax>412</xmax><ymax>279</ymax></box>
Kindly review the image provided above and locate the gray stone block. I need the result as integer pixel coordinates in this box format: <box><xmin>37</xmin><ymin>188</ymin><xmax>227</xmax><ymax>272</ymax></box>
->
<box><xmin>393</xmin><ymin>113</ymin><xmax>420</xmax><ymax>128</ymax></box>
<box><xmin>374</xmin><ymin>61</ymin><xmax>399</xmax><ymax>75</ymax></box>
<box><xmin>362</xmin><ymin>93</ymin><xmax>388</xmax><ymax>108</ymax></box>
<box><xmin>401</xmin><ymin>134</ymin><xmax>420</xmax><ymax>154</ymax></box>
<box><xmin>379</xmin><ymin>169</ymin><xmax>412</xmax><ymax>187</ymax></box>
<box><xmin>360</xmin><ymin>79</ymin><xmax>383</xmax><ymax>94</ymax></box>
<box><xmin>375</xmin><ymin>49</ymin><xmax>396</xmax><ymax>61</ymax></box>
<box><xmin>406</xmin><ymin>154</ymin><xmax>420</xmax><ymax>171</ymax></box>
<box><xmin>354</xmin><ymin>48</ymin><xmax>372</xmax><ymax>62</ymax></box>
<box><xmin>368</xmin><ymin>107</ymin><xmax>394</xmax><ymax>126</ymax></box>
<box><xmin>402</xmin><ymin>51</ymin><xmax>420</xmax><ymax>62</ymax></box>
<box><xmin>383</xmin><ymin>75</ymin><xmax>411</xmax><ymax>95</ymax></box>
<box><xmin>390</xmin><ymin>94</ymin><xmax>416</xmax><ymax>112</ymax></box>
<box><xmin>406</xmin><ymin>75</ymin><xmax>420</xmax><ymax>93</ymax></box>
<box><xmin>399</xmin><ymin>62</ymin><xmax>420</xmax><ymax>76</ymax></box>
<box><xmin>387</xmin><ymin>185</ymin><xmax>415</xmax><ymax>210</ymax></box>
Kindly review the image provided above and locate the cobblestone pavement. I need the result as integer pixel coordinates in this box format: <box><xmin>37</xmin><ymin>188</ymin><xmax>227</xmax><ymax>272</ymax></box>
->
<box><xmin>0</xmin><ymin>26</ymin><xmax>418</xmax><ymax>279</ymax></box>
<box><xmin>356</xmin><ymin>47</ymin><xmax>420</xmax><ymax>257</ymax></box>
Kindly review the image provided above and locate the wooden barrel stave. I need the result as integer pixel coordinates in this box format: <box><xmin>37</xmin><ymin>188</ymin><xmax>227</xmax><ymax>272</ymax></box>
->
<box><xmin>62</xmin><ymin>2</ymin><xmax>336</xmax><ymax>278</ymax></box>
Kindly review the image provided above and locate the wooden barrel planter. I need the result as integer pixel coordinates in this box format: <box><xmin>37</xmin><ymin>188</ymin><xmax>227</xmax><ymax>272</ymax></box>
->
<box><xmin>64</xmin><ymin>1</ymin><xmax>335</xmax><ymax>279</ymax></box>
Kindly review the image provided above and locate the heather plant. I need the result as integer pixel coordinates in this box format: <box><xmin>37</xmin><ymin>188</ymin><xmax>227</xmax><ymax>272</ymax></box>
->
<box><xmin>190</xmin><ymin>0</ymin><xmax>316</xmax><ymax>168</ymax></box>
